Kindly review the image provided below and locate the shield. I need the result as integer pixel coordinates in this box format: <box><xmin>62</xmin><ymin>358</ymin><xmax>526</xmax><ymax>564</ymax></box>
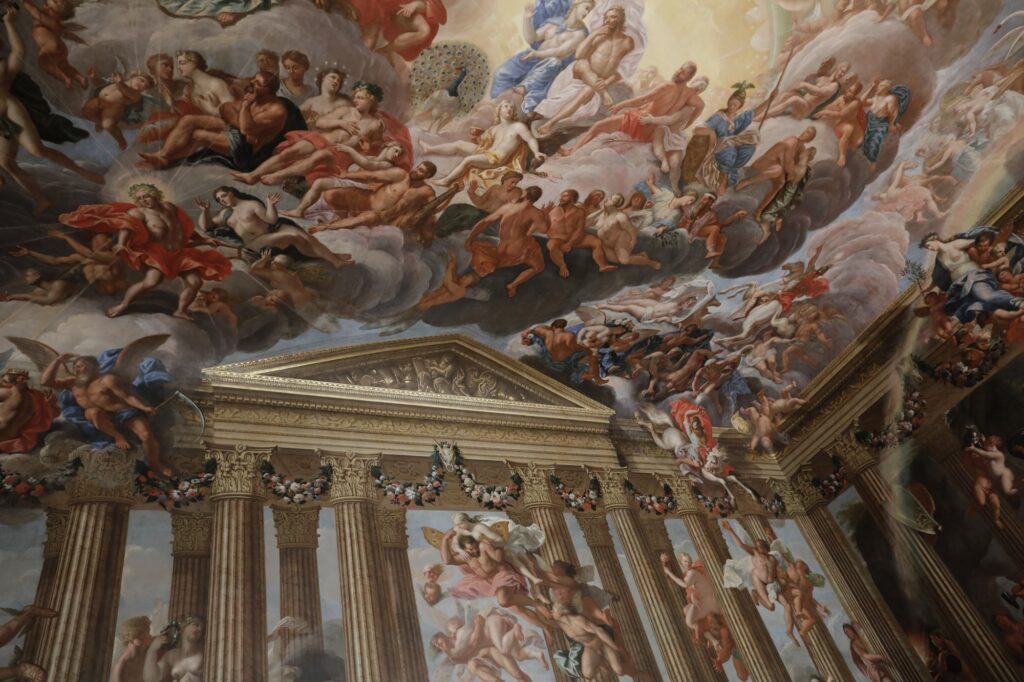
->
<box><xmin>682</xmin><ymin>134</ymin><xmax>712</xmax><ymax>186</ymax></box>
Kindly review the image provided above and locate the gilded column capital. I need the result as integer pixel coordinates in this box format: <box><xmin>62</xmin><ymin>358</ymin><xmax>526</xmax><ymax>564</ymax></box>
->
<box><xmin>576</xmin><ymin>513</ymin><xmax>614</xmax><ymax>548</ymax></box>
<box><xmin>830</xmin><ymin>430</ymin><xmax>878</xmax><ymax>477</ymax></box>
<box><xmin>589</xmin><ymin>468</ymin><xmax>631</xmax><ymax>510</ymax></box>
<box><xmin>321</xmin><ymin>453</ymin><xmax>380</xmax><ymax>503</ymax></box>
<box><xmin>171</xmin><ymin>511</ymin><xmax>213</xmax><ymax>555</ymax></box>
<box><xmin>769</xmin><ymin>468</ymin><xmax>827</xmax><ymax>515</ymax></box>
<box><xmin>376</xmin><ymin>507</ymin><xmax>408</xmax><ymax>548</ymax></box>
<box><xmin>733</xmin><ymin>488</ymin><xmax>768</xmax><ymax>518</ymax></box>
<box><xmin>66</xmin><ymin>450</ymin><xmax>136</xmax><ymax>504</ymax></box>
<box><xmin>504</xmin><ymin>508</ymin><xmax>533</xmax><ymax>527</ymax></box>
<box><xmin>272</xmin><ymin>507</ymin><xmax>320</xmax><ymax>549</ymax></box>
<box><xmin>658</xmin><ymin>474</ymin><xmax>705</xmax><ymax>516</ymax></box>
<box><xmin>42</xmin><ymin>508</ymin><xmax>70</xmax><ymax>559</ymax></box>
<box><xmin>208</xmin><ymin>445</ymin><xmax>273</xmax><ymax>500</ymax></box>
<box><xmin>507</xmin><ymin>461</ymin><xmax>555</xmax><ymax>510</ymax></box>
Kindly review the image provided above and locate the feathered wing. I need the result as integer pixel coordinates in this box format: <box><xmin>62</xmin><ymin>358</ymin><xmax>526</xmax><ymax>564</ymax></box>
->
<box><xmin>488</xmin><ymin>520</ymin><xmax>511</xmax><ymax>544</ymax></box>
<box><xmin>575</xmin><ymin>306</ymin><xmax>608</xmax><ymax>327</ymax></box>
<box><xmin>422</xmin><ymin>526</ymin><xmax>446</xmax><ymax>550</ymax></box>
<box><xmin>112</xmin><ymin>334</ymin><xmax>170</xmax><ymax>381</ymax></box>
<box><xmin>62</xmin><ymin>24</ymin><xmax>87</xmax><ymax>45</ymax></box>
<box><xmin>5</xmin><ymin>337</ymin><xmax>61</xmax><ymax>374</ymax></box>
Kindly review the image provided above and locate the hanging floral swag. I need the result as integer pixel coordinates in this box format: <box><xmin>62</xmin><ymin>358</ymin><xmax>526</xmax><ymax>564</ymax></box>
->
<box><xmin>810</xmin><ymin>455</ymin><xmax>848</xmax><ymax>501</ymax></box>
<box><xmin>261</xmin><ymin>460</ymin><xmax>331</xmax><ymax>504</ymax></box>
<box><xmin>551</xmin><ymin>474</ymin><xmax>601</xmax><ymax>512</ymax></box>
<box><xmin>624</xmin><ymin>479</ymin><xmax>676</xmax><ymax>515</ymax></box>
<box><xmin>1</xmin><ymin>458</ymin><xmax>83</xmax><ymax>504</ymax></box>
<box><xmin>135</xmin><ymin>459</ymin><xmax>216</xmax><ymax>511</ymax></box>
<box><xmin>371</xmin><ymin>441</ymin><xmax>523</xmax><ymax>510</ymax></box>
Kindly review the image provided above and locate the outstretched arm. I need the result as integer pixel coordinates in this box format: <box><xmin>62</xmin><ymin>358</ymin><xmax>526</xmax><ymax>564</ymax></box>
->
<box><xmin>465</xmin><ymin>210</ymin><xmax>502</xmax><ymax>245</ymax></box>
<box><xmin>515</xmin><ymin>123</ymin><xmax>543</xmax><ymax>158</ymax></box>
<box><xmin>40</xmin><ymin>353</ymin><xmax>74</xmax><ymax>389</ymax></box>
<box><xmin>439</xmin><ymin>529</ymin><xmax>463</xmax><ymax>566</ymax></box>
<box><xmin>721</xmin><ymin>521</ymin><xmax>755</xmax><ymax>555</ymax></box>
<box><xmin>4</xmin><ymin>7</ymin><xmax>24</xmax><ymax>74</ymax></box>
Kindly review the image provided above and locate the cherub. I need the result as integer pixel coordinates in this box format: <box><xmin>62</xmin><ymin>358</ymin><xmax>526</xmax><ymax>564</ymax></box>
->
<box><xmin>11</xmin><ymin>228</ymin><xmax>127</xmax><ymax>297</ymax></box>
<box><xmin>23</xmin><ymin>0</ymin><xmax>87</xmax><ymax>90</ymax></box>
<box><xmin>420</xmin><ymin>563</ymin><xmax>447</xmax><ymax>606</ymax></box>
<box><xmin>721</xmin><ymin>521</ymin><xmax>796</xmax><ymax>643</ymax></box>
<box><xmin>81</xmin><ymin>67</ymin><xmax>155</xmax><ymax>150</ymax></box>
<box><xmin>9</xmin><ymin>334</ymin><xmax>173</xmax><ymax>476</ymax></box>
<box><xmin>967</xmin><ymin>434</ymin><xmax>1019</xmax><ymax>528</ymax></box>
<box><xmin>914</xmin><ymin>291</ymin><xmax>955</xmax><ymax>342</ymax></box>
<box><xmin>786</xmin><ymin>559</ymin><xmax>830</xmax><ymax>637</ymax></box>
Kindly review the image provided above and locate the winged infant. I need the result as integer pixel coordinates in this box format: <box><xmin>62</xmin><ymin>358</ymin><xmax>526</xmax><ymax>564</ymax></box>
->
<box><xmin>7</xmin><ymin>334</ymin><xmax>173</xmax><ymax>476</ymax></box>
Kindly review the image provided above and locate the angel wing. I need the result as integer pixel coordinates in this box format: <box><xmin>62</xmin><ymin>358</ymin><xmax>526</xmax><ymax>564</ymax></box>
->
<box><xmin>5</xmin><ymin>337</ymin><xmax>61</xmax><ymax>374</ymax></box>
<box><xmin>488</xmin><ymin>520</ymin><xmax>511</xmax><ymax>544</ymax></box>
<box><xmin>575</xmin><ymin>306</ymin><xmax>608</xmax><ymax>327</ymax></box>
<box><xmin>769</xmin><ymin>539</ymin><xmax>794</xmax><ymax>565</ymax></box>
<box><xmin>62</xmin><ymin>24</ymin><xmax>87</xmax><ymax>45</ymax></box>
<box><xmin>422</xmin><ymin>526</ymin><xmax>446</xmax><ymax>549</ymax></box>
<box><xmin>111</xmin><ymin>334</ymin><xmax>170</xmax><ymax>380</ymax></box>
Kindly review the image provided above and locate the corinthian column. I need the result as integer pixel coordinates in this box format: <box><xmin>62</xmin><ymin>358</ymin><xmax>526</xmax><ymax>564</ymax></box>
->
<box><xmin>509</xmin><ymin>462</ymin><xmax>583</xmax><ymax>682</ymax></box>
<box><xmin>667</xmin><ymin>478</ymin><xmax>792</xmax><ymax>682</ymax></box>
<box><xmin>42</xmin><ymin>451</ymin><xmax>134</xmax><ymax>682</ymax></box>
<box><xmin>576</xmin><ymin>513</ymin><xmax>663</xmax><ymax>682</ymax></box>
<box><xmin>169</xmin><ymin>511</ymin><xmax>212</xmax><ymax>621</ymax></box>
<box><xmin>21</xmin><ymin>508</ymin><xmax>69</xmax><ymax>666</ymax></box>
<box><xmin>832</xmin><ymin>433</ymin><xmax>1019</xmax><ymax>679</ymax></box>
<box><xmin>771</xmin><ymin>472</ymin><xmax>929</xmax><ymax>682</ymax></box>
<box><xmin>204</xmin><ymin>445</ymin><xmax>272</xmax><ymax>682</ymax></box>
<box><xmin>593</xmin><ymin>469</ymin><xmax>717</xmax><ymax>682</ymax></box>
<box><xmin>273</xmin><ymin>506</ymin><xmax>324</xmax><ymax>659</ymax></box>
<box><xmin>378</xmin><ymin>507</ymin><xmax>429</xmax><ymax>681</ymax></box>
<box><xmin>322</xmin><ymin>453</ymin><xmax>392</xmax><ymax>680</ymax></box>
<box><xmin>737</xmin><ymin>508</ymin><xmax>855</xmax><ymax>682</ymax></box>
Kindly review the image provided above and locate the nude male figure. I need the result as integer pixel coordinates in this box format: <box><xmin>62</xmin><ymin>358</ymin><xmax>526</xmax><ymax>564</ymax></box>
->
<box><xmin>0</xmin><ymin>267</ymin><xmax>72</xmax><ymax>306</ymax></box>
<box><xmin>466</xmin><ymin>172</ymin><xmax>523</xmax><ymax>213</ymax></box>
<box><xmin>233</xmin><ymin>84</ymin><xmax>386</xmax><ymax>185</ymax></box>
<box><xmin>674</xmin><ymin>193</ymin><xmax>747</xmax><ymax>269</ymax></box>
<box><xmin>552</xmin><ymin>603</ymin><xmax>652</xmax><ymax>682</ymax></box>
<box><xmin>464</xmin><ymin>186</ymin><xmax>550</xmax><ymax>298</ymax></box>
<box><xmin>592</xmin><ymin>194</ymin><xmax>660</xmax><ymax>270</ymax></box>
<box><xmin>12</xmin><ymin>229</ymin><xmax>126</xmax><ymax>296</ymax></box>
<box><xmin>813</xmin><ymin>81</ymin><xmax>865</xmax><ymax>167</ymax></box>
<box><xmin>542</xmin><ymin>188</ymin><xmax>616</xmax><ymax>277</ymax></box>
<box><xmin>0</xmin><ymin>604</ymin><xmax>56</xmax><ymax>681</ymax></box>
<box><xmin>280</xmin><ymin>142</ymin><xmax>404</xmax><ymax>219</ymax></box>
<box><xmin>419</xmin><ymin>99</ymin><xmax>545</xmax><ymax>186</ymax></box>
<box><xmin>736</xmin><ymin>127</ymin><xmax>817</xmax><ymax>223</ymax></box>
<box><xmin>139</xmin><ymin>71</ymin><xmax>288</xmax><ymax>169</ymax></box>
<box><xmin>0</xmin><ymin>5</ymin><xmax>103</xmax><ymax>217</ymax></box>
<box><xmin>307</xmin><ymin>161</ymin><xmax>440</xmax><ymax>233</ymax></box>
<box><xmin>722</xmin><ymin>520</ymin><xmax>799</xmax><ymax>644</ymax></box>
<box><xmin>537</xmin><ymin>6</ymin><xmax>635</xmax><ymax>134</ymax></box>
<box><xmin>522</xmin><ymin>319</ymin><xmax>605</xmax><ymax>384</ymax></box>
<box><xmin>558</xmin><ymin>62</ymin><xmax>705</xmax><ymax>161</ymax></box>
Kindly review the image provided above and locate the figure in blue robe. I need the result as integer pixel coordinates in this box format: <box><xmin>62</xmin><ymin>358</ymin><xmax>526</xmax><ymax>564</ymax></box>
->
<box><xmin>491</xmin><ymin>0</ymin><xmax>588</xmax><ymax>115</ymax></box>
<box><xmin>158</xmin><ymin>0</ymin><xmax>277</xmax><ymax>21</ymax></box>
<box><xmin>929</xmin><ymin>226</ymin><xmax>1024</xmax><ymax>323</ymax></box>
<box><xmin>703</xmin><ymin>108</ymin><xmax>757</xmax><ymax>188</ymax></box>
<box><xmin>861</xmin><ymin>84</ymin><xmax>911</xmax><ymax>163</ymax></box>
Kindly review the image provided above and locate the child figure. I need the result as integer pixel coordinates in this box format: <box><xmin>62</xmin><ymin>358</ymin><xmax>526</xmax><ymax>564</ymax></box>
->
<box><xmin>24</xmin><ymin>0</ymin><xmax>88</xmax><ymax>90</ymax></box>
<box><xmin>112</xmin><ymin>615</ymin><xmax>153</xmax><ymax>682</ymax></box>
<box><xmin>421</xmin><ymin>563</ymin><xmax>445</xmax><ymax>606</ymax></box>
<box><xmin>82</xmin><ymin>70</ymin><xmax>154</xmax><ymax>149</ymax></box>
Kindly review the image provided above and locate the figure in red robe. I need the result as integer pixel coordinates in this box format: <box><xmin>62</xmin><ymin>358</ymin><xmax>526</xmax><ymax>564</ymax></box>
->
<box><xmin>60</xmin><ymin>183</ymin><xmax>231</xmax><ymax>320</ymax></box>
<box><xmin>346</xmin><ymin>0</ymin><xmax>447</xmax><ymax>63</ymax></box>
<box><xmin>778</xmin><ymin>265</ymin><xmax>832</xmax><ymax>314</ymax></box>
<box><xmin>0</xmin><ymin>370</ymin><xmax>55</xmax><ymax>454</ymax></box>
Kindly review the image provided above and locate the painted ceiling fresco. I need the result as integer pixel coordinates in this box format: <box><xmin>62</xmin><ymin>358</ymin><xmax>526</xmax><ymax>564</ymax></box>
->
<box><xmin>0</xmin><ymin>0</ymin><xmax>1023</xmax><ymax>680</ymax></box>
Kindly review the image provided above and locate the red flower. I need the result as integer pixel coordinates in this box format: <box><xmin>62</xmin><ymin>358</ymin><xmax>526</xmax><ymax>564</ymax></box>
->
<box><xmin>14</xmin><ymin>482</ymin><xmax>31</xmax><ymax>496</ymax></box>
<box><xmin>31</xmin><ymin>484</ymin><xmax>45</xmax><ymax>497</ymax></box>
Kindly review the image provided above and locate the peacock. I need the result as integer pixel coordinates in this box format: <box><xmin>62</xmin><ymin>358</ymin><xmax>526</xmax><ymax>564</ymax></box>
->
<box><xmin>417</xmin><ymin>64</ymin><xmax>468</xmax><ymax>133</ymax></box>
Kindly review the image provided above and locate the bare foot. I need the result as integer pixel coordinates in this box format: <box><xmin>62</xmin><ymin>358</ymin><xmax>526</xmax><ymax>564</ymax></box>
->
<box><xmin>229</xmin><ymin>170</ymin><xmax>258</xmax><ymax>185</ymax></box>
<box><xmin>507</xmin><ymin>284</ymin><xmax>518</xmax><ymax>298</ymax></box>
<box><xmin>261</xmin><ymin>174</ymin><xmax>284</xmax><ymax>185</ymax></box>
<box><xmin>173</xmin><ymin>310</ymin><xmax>195</xmax><ymax>321</ymax></box>
<box><xmin>661</xmin><ymin>159</ymin><xmax>670</xmax><ymax>174</ymax></box>
<box><xmin>309</xmin><ymin>225</ymin><xmax>327</xmax><ymax>235</ymax></box>
<box><xmin>540</xmin><ymin>654</ymin><xmax>549</xmax><ymax>671</ymax></box>
<box><xmin>106</xmin><ymin>303</ymin><xmax>127</xmax><ymax>318</ymax></box>
<box><xmin>536</xmin><ymin>123</ymin><xmax>553</xmax><ymax>137</ymax></box>
<box><xmin>417</xmin><ymin>139</ymin><xmax>432</xmax><ymax>154</ymax></box>
<box><xmin>217</xmin><ymin>11</ymin><xmax>241</xmax><ymax>26</ymax></box>
<box><xmin>17</xmin><ymin>662</ymin><xmax>46</xmax><ymax>681</ymax></box>
<box><xmin>598</xmin><ymin>264</ymin><xmax>618</xmax><ymax>273</ymax></box>
<box><xmin>114</xmin><ymin>437</ymin><xmax>131</xmax><ymax>450</ymax></box>
<box><xmin>558</xmin><ymin>267</ymin><xmax>569</xmax><ymax>278</ymax></box>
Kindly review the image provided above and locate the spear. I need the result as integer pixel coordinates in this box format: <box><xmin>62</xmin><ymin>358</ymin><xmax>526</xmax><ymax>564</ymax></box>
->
<box><xmin>759</xmin><ymin>44</ymin><xmax>798</xmax><ymax>131</ymax></box>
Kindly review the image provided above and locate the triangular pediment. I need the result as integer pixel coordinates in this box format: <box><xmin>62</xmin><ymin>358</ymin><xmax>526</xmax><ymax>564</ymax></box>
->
<box><xmin>203</xmin><ymin>334</ymin><xmax>611</xmax><ymax>414</ymax></box>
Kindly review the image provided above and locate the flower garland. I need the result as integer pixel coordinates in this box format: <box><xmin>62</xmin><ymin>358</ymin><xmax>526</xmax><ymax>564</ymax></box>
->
<box><xmin>810</xmin><ymin>455</ymin><xmax>848</xmax><ymax>501</ymax></box>
<box><xmin>0</xmin><ymin>458</ymin><xmax>83</xmax><ymax>504</ymax></box>
<box><xmin>135</xmin><ymin>460</ymin><xmax>216</xmax><ymax>511</ymax></box>
<box><xmin>856</xmin><ymin>390</ymin><xmax>927</xmax><ymax>450</ymax></box>
<box><xmin>624</xmin><ymin>479</ymin><xmax>676</xmax><ymax>515</ymax></box>
<box><xmin>914</xmin><ymin>338</ymin><xmax>1006</xmax><ymax>389</ymax></box>
<box><xmin>550</xmin><ymin>474</ymin><xmax>601</xmax><ymax>512</ymax></box>
<box><xmin>372</xmin><ymin>442</ymin><xmax>523</xmax><ymax>510</ymax></box>
<box><xmin>261</xmin><ymin>461</ymin><xmax>331</xmax><ymax>504</ymax></box>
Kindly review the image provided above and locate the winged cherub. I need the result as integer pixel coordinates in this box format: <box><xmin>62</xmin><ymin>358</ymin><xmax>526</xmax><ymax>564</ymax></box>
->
<box><xmin>7</xmin><ymin>334</ymin><xmax>173</xmax><ymax>476</ymax></box>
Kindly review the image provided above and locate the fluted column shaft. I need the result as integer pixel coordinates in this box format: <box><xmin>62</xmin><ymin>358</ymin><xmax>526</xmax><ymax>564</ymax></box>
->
<box><xmin>169</xmin><ymin>511</ymin><xmax>212</xmax><ymax>621</ymax></box>
<box><xmin>511</xmin><ymin>463</ymin><xmax>584</xmax><ymax>682</ymax></box>
<box><xmin>668</xmin><ymin>480</ymin><xmax>791</xmax><ymax>682</ymax></box>
<box><xmin>21</xmin><ymin>508</ymin><xmax>68</xmax><ymax>666</ymax></box>
<box><xmin>576</xmin><ymin>513</ymin><xmax>663</xmax><ymax>682</ymax></box>
<box><xmin>739</xmin><ymin>513</ymin><xmax>855</xmax><ymax>682</ymax></box>
<box><xmin>833</xmin><ymin>437</ymin><xmax>1020</xmax><ymax>680</ymax></box>
<box><xmin>637</xmin><ymin>514</ymin><xmax>727</xmax><ymax>680</ymax></box>
<box><xmin>918</xmin><ymin>422</ymin><xmax>1024</xmax><ymax>568</ymax></box>
<box><xmin>273</xmin><ymin>506</ymin><xmax>324</xmax><ymax>660</ymax></box>
<box><xmin>323</xmin><ymin>454</ymin><xmax>392</xmax><ymax>680</ymax></box>
<box><xmin>595</xmin><ymin>469</ymin><xmax>714</xmax><ymax>682</ymax></box>
<box><xmin>773</xmin><ymin>475</ymin><xmax>930</xmax><ymax>682</ymax></box>
<box><xmin>42</xmin><ymin>452</ymin><xmax>134</xmax><ymax>682</ymax></box>
<box><xmin>204</xmin><ymin>446</ymin><xmax>271</xmax><ymax>682</ymax></box>
<box><xmin>378</xmin><ymin>508</ymin><xmax>429</xmax><ymax>681</ymax></box>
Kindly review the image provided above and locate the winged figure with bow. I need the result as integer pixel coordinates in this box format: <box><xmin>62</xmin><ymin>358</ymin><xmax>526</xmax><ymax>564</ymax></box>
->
<box><xmin>5</xmin><ymin>334</ymin><xmax>188</xmax><ymax>477</ymax></box>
